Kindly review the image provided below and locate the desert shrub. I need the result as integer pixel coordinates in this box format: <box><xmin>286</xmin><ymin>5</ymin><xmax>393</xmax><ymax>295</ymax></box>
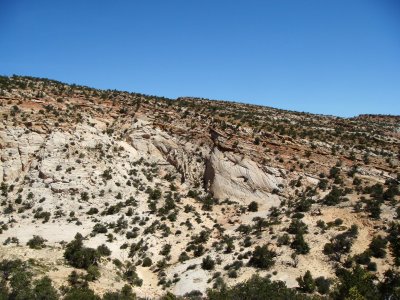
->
<box><xmin>318</xmin><ymin>179</ymin><xmax>328</xmax><ymax>190</ymax></box>
<box><xmin>64</xmin><ymin>287</ymin><xmax>100</xmax><ymax>300</ymax></box>
<box><xmin>68</xmin><ymin>270</ymin><xmax>88</xmax><ymax>289</ymax></box>
<box><xmin>224</xmin><ymin>237</ymin><xmax>235</xmax><ymax>253</ymax></box>
<box><xmin>323</xmin><ymin>225</ymin><xmax>358</xmax><ymax>261</ymax></box>
<box><xmin>333</xmin><ymin>218</ymin><xmax>343</xmax><ymax>226</ymax></box>
<box><xmin>277</xmin><ymin>233</ymin><xmax>290</xmax><ymax>246</ymax></box>
<box><xmin>243</xmin><ymin>236</ymin><xmax>252</xmax><ymax>247</ymax></box>
<box><xmin>123</xmin><ymin>264</ymin><xmax>142</xmax><ymax>286</ymax></box>
<box><xmin>296</xmin><ymin>270</ymin><xmax>315</xmax><ymax>293</ymax></box>
<box><xmin>369</xmin><ymin>235</ymin><xmax>387</xmax><ymax>258</ymax></box>
<box><xmin>287</xmin><ymin>219</ymin><xmax>308</xmax><ymax>235</ymax></box>
<box><xmin>178</xmin><ymin>252</ymin><xmax>190</xmax><ymax>262</ymax></box>
<box><xmin>32</xmin><ymin>276</ymin><xmax>59</xmax><ymax>300</ymax></box>
<box><xmin>354</xmin><ymin>251</ymin><xmax>371</xmax><ymax>265</ymax></box>
<box><xmin>102</xmin><ymin>169</ymin><xmax>112</xmax><ymax>181</ymax></box>
<box><xmin>323</xmin><ymin>186</ymin><xmax>344</xmax><ymax>206</ymax></box>
<box><xmin>113</xmin><ymin>259</ymin><xmax>123</xmax><ymax>269</ymax></box>
<box><xmin>86</xmin><ymin>265</ymin><xmax>101</xmax><ymax>281</ymax></box>
<box><xmin>379</xmin><ymin>269</ymin><xmax>400</xmax><ymax>299</ymax></box>
<box><xmin>34</xmin><ymin>210</ymin><xmax>51</xmax><ymax>223</ymax></box>
<box><xmin>64</xmin><ymin>233</ymin><xmax>99</xmax><ymax>269</ymax></box>
<box><xmin>365</xmin><ymin>199</ymin><xmax>382</xmax><ymax>219</ymax></box>
<box><xmin>207</xmin><ymin>275</ymin><xmax>310</xmax><ymax>299</ymax></box>
<box><xmin>80</xmin><ymin>192</ymin><xmax>89</xmax><ymax>201</ymax></box>
<box><xmin>86</xmin><ymin>207</ymin><xmax>98</xmax><ymax>215</ymax></box>
<box><xmin>387</xmin><ymin>223</ymin><xmax>400</xmax><ymax>266</ymax></box>
<box><xmin>252</xmin><ymin>217</ymin><xmax>269</xmax><ymax>233</ymax></box>
<box><xmin>316</xmin><ymin>220</ymin><xmax>327</xmax><ymax>230</ymax></box>
<box><xmin>103</xmin><ymin>284</ymin><xmax>136</xmax><ymax>300</ymax></box>
<box><xmin>102</xmin><ymin>203</ymin><xmax>122</xmax><ymax>215</ymax></box>
<box><xmin>193</xmin><ymin>244</ymin><xmax>205</xmax><ymax>257</ymax></box>
<box><xmin>333</xmin><ymin>265</ymin><xmax>380</xmax><ymax>300</ymax></box>
<box><xmin>295</xmin><ymin>198</ymin><xmax>312</xmax><ymax>212</ymax></box>
<box><xmin>201</xmin><ymin>195</ymin><xmax>216</xmax><ymax>211</ymax></box>
<box><xmin>92</xmin><ymin>223</ymin><xmax>107</xmax><ymax>234</ymax></box>
<box><xmin>248</xmin><ymin>201</ymin><xmax>258</xmax><ymax>212</ymax></box>
<box><xmin>148</xmin><ymin>188</ymin><xmax>162</xmax><ymax>200</ymax></box>
<box><xmin>329</xmin><ymin>166</ymin><xmax>340</xmax><ymax>179</ymax></box>
<box><xmin>126</xmin><ymin>231</ymin><xmax>137</xmax><ymax>239</ymax></box>
<box><xmin>291</xmin><ymin>212</ymin><xmax>304</xmax><ymax>219</ymax></box>
<box><xmin>228</xmin><ymin>269</ymin><xmax>238</xmax><ymax>278</ymax></box>
<box><xmin>367</xmin><ymin>262</ymin><xmax>377</xmax><ymax>272</ymax></box>
<box><xmin>3</xmin><ymin>204</ymin><xmax>14</xmax><ymax>214</ymax></box>
<box><xmin>27</xmin><ymin>235</ymin><xmax>46</xmax><ymax>249</ymax></box>
<box><xmin>201</xmin><ymin>256</ymin><xmax>215</xmax><ymax>270</ymax></box>
<box><xmin>142</xmin><ymin>257</ymin><xmax>152</xmax><ymax>267</ymax></box>
<box><xmin>224</xmin><ymin>260</ymin><xmax>243</xmax><ymax>272</ymax></box>
<box><xmin>236</xmin><ymin>224</ymin><xmax>251</xmax><ymax>235</ymax></box>
<box><xmin>97</xmin><ymin>244</ymin><xmax>111</xmax><ymax>256</ymax></box>
<box><xmin>248</xmin><ymin>245</ymin><xmax>276</xmax><ymax>270</ymax></box>
<box><xmin>315</xmin><ymin>276</ymin><xmax>331</xmax><ymax>295</ymax></box>
<box><xmin>383</xmin><ymin>179</ymin><xmax>399</xmax><ymax>201</ymax></box>
<box><xmin>290</xmin><ymin>233</ymin><xmax>310</xmax><ymax>255</ymax></box>
<box><xmin>160</xmin><ymin>244</ymin><xmax>171</xmax><ymax>256</ymax></box>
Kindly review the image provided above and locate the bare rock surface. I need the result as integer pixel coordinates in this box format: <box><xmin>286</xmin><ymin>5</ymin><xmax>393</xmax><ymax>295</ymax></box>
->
<box><xmin>208</xmin><ymin>147</ymin><xmax>282</xmax><ymax>207</ymax></box>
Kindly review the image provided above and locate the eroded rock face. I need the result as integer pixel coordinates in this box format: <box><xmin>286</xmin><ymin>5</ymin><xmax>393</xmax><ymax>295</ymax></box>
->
<box><xmin>206</xmin><ymin>147</ymin><xmax>282</xmax><ymax>207</ymax></box>
<box><xmin>126</xmin><ymin>122</ymin><xmax>284</xmax><ymax>209</ymax></box>
<box><xmin>128</xmin><ymin>120</ymin><xmax>209</xmax><ymax>186</ymax></box>
<box><xmin>0</xmin><ymin>128</ymin><xmax>45</xmax><ymax>183</ymax></box>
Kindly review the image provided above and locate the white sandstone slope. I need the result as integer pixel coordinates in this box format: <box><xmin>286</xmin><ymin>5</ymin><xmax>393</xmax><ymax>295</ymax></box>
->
<box><xmin>0</xmin><ymin>127</ymin><xmax>45</xmax><ymax>183</ymax></box>
<box><xmin>0</xmin><ymin>116</ymin><xmax>285</xmax><ymax>296</ymax></box>
<box><xmin>205</xmin><ymin>147</ymin><xmax>282</xmax><ymax>208</ymax></box>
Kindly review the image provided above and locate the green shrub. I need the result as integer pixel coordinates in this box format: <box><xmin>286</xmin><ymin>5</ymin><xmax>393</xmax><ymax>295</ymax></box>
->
<box><xmin>97</xmin><ymin>244</ymin><xmax>111</xmax><ymax>256</ymax></box>
<box><xmin>86</xmin><ymin>208</ymin><xmax>98</xmax><ymax>215</ymax></box>
<box><xmin>291</xmin><ymin>233</ymin><xmax>310</xmax><ymax>255</ymax></box>
<box><xmin>92</xmin><ymin>223</ymin><xmax>107</xmax><ymax>234</ymax></box>
<box><xmin>142</xmin><ymin>257</ymin><xmax>152</xmax><ymax>267</ymax></box>
<box><xmin>277</xmin><ymin>234</ymin><xmax>290</xmax><ymax>246</ymax></box>
<box><xmin>295</xmin><ymin>198</ymin><xmax>312</xmax><ymax>212</ymax></box>
<box><xmin>248</xmin><ymin>245</ymin><xmax>276</xmax><ymax>270</ymax></box>
<box><xmin>27</xmin><ymin>235</ymin><xmax>46</xmax><ymax>249</ymax></box>
<box><xmin>32</xmin><ymin>276</ymin><xmax>59</xmax><ymax>300</ymax></box>
<box><xmin>85</xmin><ymin>265</ymin><xmax>100</xmax><ymax>281</ymax></box>
<box><xmin>323</xmin><ymin>186</ymin><xmax>343</xmax><ymax>206</ymax></box>
<box><xmin>287</xmin><ymin>219</ymin><xmax>308</xmax><ymax>235</ymax></box>
<box><xmin>103</xmin><ymin>284</ymin><xmax>136</xmax><ymax>300</ymax></box>
<box><xmin>315</xmin><ymin>276</ymin><xmax>331</xmax><ymax>295</ymax></box>
<box><xmin>248</xmin><ymin>201</ymin><xmax>258</xmax><ymax>212</ymax></box>
<box><xmin>207</xmin><ymin>275</ymin><xmax>310</xmax><ymax>299</ymax></box>
<box><xmin>178</xmin><ymin>252</ymin><xmax>190</xmax><ymax>262</ymax></box>
<box><xmin>201</xmin><ymin>256</ymin><xmax>215</xmax><ymax>270</ymax></box>
<box><xmin>323</xmin><ymin>226</ymin><xmax>358</xmax><ymax>261</ymax></box>
<box><xmin>296</xmin><ymin>270</ymin><xmax>315</xmax><ymax>293</ymax></box>
<box><xmin>367</xmin><ymin>262</ymin><xmax>377</xmax><ymax>272</ymax></box>
<box><xmin>64</xmin><ymin>287</ymin><xmax>100</xmax><ymax>300</ymax></box>
<box><xmin>334</xmin><ymin>265</ymin><xmax>380</xmax><ymax>299</ymax></box>
<box><xmin>123</xmin><ymin>264</ymin><xmax>142</xmax><ymax>287</ymax></box>
<box><xmin>64</xmin><ymin>233</ymin><xmax>99</xmax><ymax>269</ymax></box>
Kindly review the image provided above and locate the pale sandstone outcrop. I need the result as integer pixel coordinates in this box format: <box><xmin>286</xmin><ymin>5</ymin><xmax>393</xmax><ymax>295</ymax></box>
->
<box><xmin>205</xmin><ymin>147</ymin><xmax>282</xmax><ymax>207</ymax></box>
<box><xmin>0</xmin><ymin>128</ymin><xmax>44</xmax><ymax>183</ymax></box>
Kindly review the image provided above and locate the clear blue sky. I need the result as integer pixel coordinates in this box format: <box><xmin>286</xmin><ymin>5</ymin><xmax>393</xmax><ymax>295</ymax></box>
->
<box><xmin>1</xmin><ymin>0</ymin><xmax>399</xmax><ymax>117</ymax></box>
